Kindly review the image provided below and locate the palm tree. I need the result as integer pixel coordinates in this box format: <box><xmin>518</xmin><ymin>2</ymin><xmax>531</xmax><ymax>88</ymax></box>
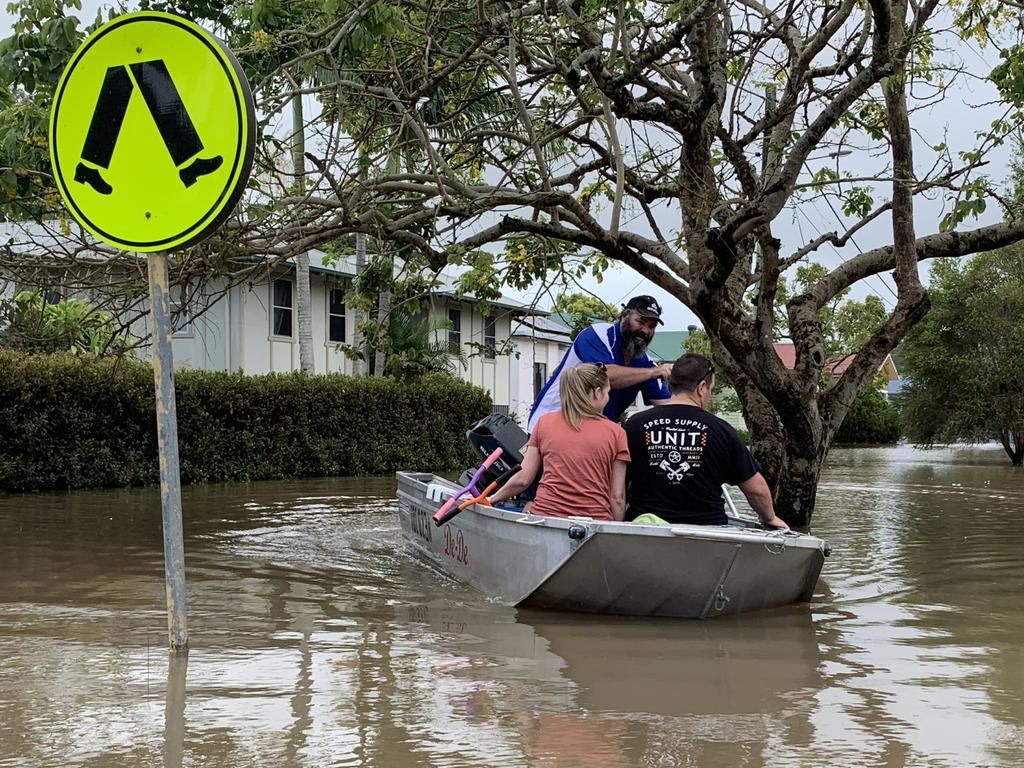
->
<box><xmin>384</xmin><ymin>310</ymin><xmax>465</xmax><ymax>379</ymax></box>
<box><xmin>291</xmin><ymin>90</ymin><xmax>314</xmax><ymax>374</ymax></box>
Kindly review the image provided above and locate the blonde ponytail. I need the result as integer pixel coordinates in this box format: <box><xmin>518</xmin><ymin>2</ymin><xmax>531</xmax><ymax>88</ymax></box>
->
<box><xmin>560</xmin><ymin>364</ymin><xmax>609</xmax><ymax>430</ymax></box>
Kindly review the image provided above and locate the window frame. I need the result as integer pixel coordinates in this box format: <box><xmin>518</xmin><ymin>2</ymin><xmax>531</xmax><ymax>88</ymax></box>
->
<box><xmin>483</xmin><ymin>316</ymin><xmax>497</xmax><ymax>360</ymax></box>
<box><xmin>271</xmin><ymin>278</ymin><xmax>294</xmax><ymax>339</ymax></box>
<box><xmin>327</xmin><ymin>287</ymin><xmax>346</xmax><ymax>344</ymax></box>
<box><xmin>533</xmin><ymin>361</ymin><xmax>548</xmax><ymax>399</ymax></box>
<box><xmin>448</xmin><ymin>307</ymin><xmax>462</xmax><ymax>354</ymax></box>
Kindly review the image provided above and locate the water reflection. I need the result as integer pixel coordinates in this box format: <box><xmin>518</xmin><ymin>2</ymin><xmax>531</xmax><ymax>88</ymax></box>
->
<box><xmin>164</xmin><ymin>654</ymin><xmax>187</xmax><ymax>768</ymax></box>
<box><xmin>394</xmin><ymin>602</ymin><xmax>823</xmax><ymax>767</ymax></box>
<box><xmin>1</xmin><ymin>447</ymin><xmax>1023</xmax><ymax>766</ymax></box>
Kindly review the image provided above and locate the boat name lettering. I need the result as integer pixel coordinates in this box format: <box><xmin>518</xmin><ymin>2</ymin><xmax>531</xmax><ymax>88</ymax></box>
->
<box><xmin>443</xmin><ymin>526</ymin><xmax>469</xmax><ymax>566</ymax></box>
<box><xmin>411</xmin><ymin>505</ymin><xmax>433</xmax><ymax>543</ymax></box>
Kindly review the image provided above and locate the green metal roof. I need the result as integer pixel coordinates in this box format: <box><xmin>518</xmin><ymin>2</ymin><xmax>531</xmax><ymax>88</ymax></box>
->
<box><xmin>646</xmin><ymin>330</ymin><xmax>692</xmax><ymax>362</ymax></box>
<box><xmin>546</xmin><ymin>312</ymin><xmax>579</xmax><ymax>329</ymax></box>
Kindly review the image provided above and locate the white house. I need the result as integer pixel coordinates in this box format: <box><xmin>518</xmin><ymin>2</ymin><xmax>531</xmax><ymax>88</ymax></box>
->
<box><xmin>140</xmin><ymin>254</ymin><xmax>534</xmax><ymax>414</ymax></box>
<box><xmin>507</xmin><ymin>314</ymin><xmax>572</xmax><ymax>425</ymax></box>
<box><xmin>1</xmin><ymin>222</ymin><xmax>535</xmax><ymax>413</ymax></box>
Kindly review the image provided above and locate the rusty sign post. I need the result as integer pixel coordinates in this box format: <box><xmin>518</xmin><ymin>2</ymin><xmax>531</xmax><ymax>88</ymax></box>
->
<box><xmin>49</xmin><ymin>12</ymin><xmax>255</xmax><ymax>653</ymax></box>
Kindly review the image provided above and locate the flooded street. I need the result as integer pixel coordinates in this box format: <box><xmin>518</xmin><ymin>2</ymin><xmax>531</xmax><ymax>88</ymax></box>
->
<box><xmin>1</xmin><ymin>445</ymin><xmax>1023</xmax><ymax>767</ymax></box>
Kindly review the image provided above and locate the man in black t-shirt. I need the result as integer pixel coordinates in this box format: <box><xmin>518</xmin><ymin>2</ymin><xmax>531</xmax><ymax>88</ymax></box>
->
<box><xmin>623</xmin><ymin>353</ymin><xmax>789</xmax><ymax>529</ymax></box>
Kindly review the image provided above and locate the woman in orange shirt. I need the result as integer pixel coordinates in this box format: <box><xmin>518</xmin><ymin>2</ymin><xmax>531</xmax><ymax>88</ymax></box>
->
<box><xmin>489</xmin><ymin>363</ymin><xmax>629</xmax><ymax>521</ymax></box>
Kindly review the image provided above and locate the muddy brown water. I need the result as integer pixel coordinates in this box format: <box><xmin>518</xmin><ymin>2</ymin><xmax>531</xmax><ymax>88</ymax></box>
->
<box><xmin>1</xmin><ymin>445</ymin><xmax>1022</xmax><ymax>767</ymax></box>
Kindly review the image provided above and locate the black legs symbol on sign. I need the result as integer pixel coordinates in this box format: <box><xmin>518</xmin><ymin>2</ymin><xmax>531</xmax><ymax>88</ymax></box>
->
<box><xmin>75</xmin><ymin>60</ymin><xmax>223</xmax><ymax>195</ymax></box>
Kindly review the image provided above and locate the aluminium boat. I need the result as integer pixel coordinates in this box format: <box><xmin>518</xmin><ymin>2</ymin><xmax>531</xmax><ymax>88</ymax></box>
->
<box><xmin>396</xmin><ymin>470</ymin><xmax>830</xmax><ymax>619</ymax></box>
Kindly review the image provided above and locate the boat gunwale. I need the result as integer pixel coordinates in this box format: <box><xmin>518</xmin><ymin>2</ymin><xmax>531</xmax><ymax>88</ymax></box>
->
<box><xmin>396</xmin><ymin>471</ymin><xmax>829</xmax><ymax>554</ymax></box>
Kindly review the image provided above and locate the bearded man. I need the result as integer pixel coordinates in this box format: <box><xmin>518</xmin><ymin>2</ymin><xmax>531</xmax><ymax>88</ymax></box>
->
<box><xmin>527</xmin><ymin>295</ymin><xmax>673</xmax><ymax>432</ymax></box>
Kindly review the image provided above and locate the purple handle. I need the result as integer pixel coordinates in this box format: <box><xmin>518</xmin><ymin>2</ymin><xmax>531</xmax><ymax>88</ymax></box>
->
<box><xmin>433</xmin><ymin>448</ymin><xmax>503</xmax><ymax>526</ymax></box>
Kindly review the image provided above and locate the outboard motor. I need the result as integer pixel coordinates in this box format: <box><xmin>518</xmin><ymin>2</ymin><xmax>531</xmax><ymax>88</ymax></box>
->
<box><xmin>465</xmin><ymin>413</ymin><xmax>527</xmax><ymax>489</ymax></box>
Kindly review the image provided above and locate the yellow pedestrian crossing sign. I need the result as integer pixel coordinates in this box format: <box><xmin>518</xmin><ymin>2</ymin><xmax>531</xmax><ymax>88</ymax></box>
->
<box><xmin>49</xmin><ymin>11</ymin><xmax>255</xmax><ymax>252</ymax></box>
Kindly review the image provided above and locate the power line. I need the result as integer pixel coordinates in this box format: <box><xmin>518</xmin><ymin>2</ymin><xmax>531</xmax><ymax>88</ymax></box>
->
<box><xmin>795</xmin><ymin>195</ymin><xmax>900</xmax><ymax>303</ymax></box>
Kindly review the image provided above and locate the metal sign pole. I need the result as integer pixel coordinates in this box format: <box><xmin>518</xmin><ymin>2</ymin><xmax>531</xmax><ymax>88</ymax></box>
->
<box><xmin>147</xmin><ymin>251</ymin><xmax>188</xmax><ymax>652</ymax></box>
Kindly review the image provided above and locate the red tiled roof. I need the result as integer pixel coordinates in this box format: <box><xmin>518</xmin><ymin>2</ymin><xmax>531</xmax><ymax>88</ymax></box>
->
<box><xmin>774</xmin><ymin>344</ymin><xmax>886</xmax><ymax>377</ymax></box>
<box><xmin>773</xmin><ymin>343</ymin><xmax>796</xmax><ymax>369</ymax></box>
<box><xmin>826</xmin><ymin>353</ymin><xmax>856</xmax><ymax>375</ymax></box>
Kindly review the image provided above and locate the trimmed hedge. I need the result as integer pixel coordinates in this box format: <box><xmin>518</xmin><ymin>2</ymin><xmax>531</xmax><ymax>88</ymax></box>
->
<box><xmin>0</xmin><ymin>350</ymin><xmax>491</xmax><ymax>492</ymax></box>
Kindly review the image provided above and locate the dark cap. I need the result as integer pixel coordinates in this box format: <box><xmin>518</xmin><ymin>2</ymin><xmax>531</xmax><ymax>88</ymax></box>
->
<box><xmin>623</xmin><ymin>295</ymin><xmax>664</xmax><ymax>325</ymax></box>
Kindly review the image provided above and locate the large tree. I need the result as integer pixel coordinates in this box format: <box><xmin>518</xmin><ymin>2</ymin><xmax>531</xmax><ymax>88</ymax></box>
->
<box><xmin>551</xmin><ymin>290</ymin><xmax>618</xmax><ymax>338</ymax></box>
<box><xmin>263</xmin><ymin>0</ymin><xmax>1024</xmax><ymax>526</ymax></box>
<box><xmin>900</xmin><ymin>245</ymin><xmax>1024</xmax><ymax>465</ymax></box>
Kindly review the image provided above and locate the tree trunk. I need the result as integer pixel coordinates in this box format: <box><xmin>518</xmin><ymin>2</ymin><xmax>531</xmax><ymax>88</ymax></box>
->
<box><xmin>352</xmin><ymin>232</ymin><xmax>368</xmax><ymax>376</ymax></box>
<box><xmin>295</xmin><ymin>250</ymin><xmax>314</xmax><ymax>374</ymax></box>
<box><xmin>1000</xmin><ymin>429</ymin><xmax>1024</xmax><ymax>467</ymax></box>
<box><xmin>291</xmin><ymin>94</ymin><xmax>314</xmax><ymax>374</ymax></box>
<box><xmin>760</xmin><ymin>452</ymin><xmax>822</xmax><ymax>531</ymax></box>
<box><xmin>374</xmin><ymin>288</ymin><xmax>390</xmax><ymax>377</ymax></box>
<box><xmin>710</xmin><ymin>333</ymin><xmax>825</xmax><ymax>530</ymax></box>
<box><xmin>739</xmin><ymin>388</ymin><xmax>823</xmax><ymax>530</ymax></box>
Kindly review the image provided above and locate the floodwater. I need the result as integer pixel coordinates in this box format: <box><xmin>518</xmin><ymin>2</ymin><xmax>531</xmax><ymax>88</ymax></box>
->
<box><xmin>0</xmin><ymin>446</ymin><xmax>1022</xmax><ymax>768</ymax></box>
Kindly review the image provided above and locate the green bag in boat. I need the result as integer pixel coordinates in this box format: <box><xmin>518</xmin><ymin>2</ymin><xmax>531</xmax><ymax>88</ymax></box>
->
<box><xmin>632</xmin><ymin>513</ymin><xmax>670</xmax><ymax>526</ymax></box>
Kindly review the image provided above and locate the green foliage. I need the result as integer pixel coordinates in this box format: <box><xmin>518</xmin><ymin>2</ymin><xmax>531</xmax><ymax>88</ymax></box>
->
<box><xmin>899</xmin><ymin>246</ymin><xmax>1024</xmax><ymax>460</ymax></box>
<box><xmin>841</xmin><ymin>186</ymin><xmax>875</xmax><ymax>218</ymax></box>
<box><xmin>683</xmin><ymin>326</ymin><xmax>712</xmax><ymax>358</ymax></box>
<box><xmin>0</xmin><ymin>0</ymin><xmax>87</xmax><ymax>219</ymax></box>
<box><xmin>551</xmin><ymin>291</ymin><xmax>617</xmax><ymax>320</ymax></box>
<box><xmin>551</xmin><ymin>291</ymin><xmax>617</xmax><ymax>339</ymax></box>
<box><xmin>0</xmin><ymin>350</ymin><xmax>491</xmax><ymax>491</ymax></box>
<box><xmin>940</xmin><ymin>177</ymin><xmax>991</xmax><ymax>232</ymax></box>
<box><xmin>495</xmin><ymin>236</ymin><xmax>584</xmax><ymax>292</ymax></box>
<box><xmin>1006</xmin><ymin>146</ymin><xmax>1024</xmax><ymax>220</ymax></box>
<box><xmin>990</xmin><ymin>44</ymin><xmax>1024</xmax><ymax>107</ymax></box>
<box><xmin>848</xmin><ymin>99</ymin><xmax>887</xmax><ymax>141</ymax></box>
<box><xmin>680</xmin><ymin>328</ymin><xmax>742</xmax><ymax>416</ymax></box>
<box><xmin>0</xmin><ymin>290</ymin><xmax>132</xmax><ymax>355</ymax></box>
<box><xmin>831</xmin><ymin>295</ymin><xmax>888</xmax><ymax>356</ymax></box>
<box><xmin>383</xmin><ymin>311</ymin><xmax>464</xmax><ymax>380</ymax></box>
<box><xmin>0</xmin><ymin>0</ymin><xmax>84</xmax><ymax>96</ymax></box>
<box><xmin>834</xmin><ymin>388</ymin><xmax>901</xmax><ymax>445</ymax></box>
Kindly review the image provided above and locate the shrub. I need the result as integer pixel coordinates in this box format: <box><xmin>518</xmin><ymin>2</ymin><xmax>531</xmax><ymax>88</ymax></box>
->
<box><xmin>0</xmin><ymin>291</ymin><xmax>132</xmax><ymax>355</ymax></box>
<box><xmin>834</xmin><ymin>387</ymin><xmax>901</xmax><ymax>446</ymax></box>
<box><xmin>0</xmin><ymin>350</ymin><xmax>491</xmax><ymax>491</ymax></box>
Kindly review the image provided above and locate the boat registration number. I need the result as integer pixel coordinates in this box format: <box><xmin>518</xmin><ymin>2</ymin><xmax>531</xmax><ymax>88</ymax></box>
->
<box><xmin>407</xmin><ymin>502</ymin><xmax>433</xmax><ymax>544</ymax></box>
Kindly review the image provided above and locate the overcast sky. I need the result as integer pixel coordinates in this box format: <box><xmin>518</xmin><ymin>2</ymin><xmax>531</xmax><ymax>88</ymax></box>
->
<box><xmin>5</xmin><ymin>2</ymin><xmax>1017</xmax><ymax>329</ymax></box>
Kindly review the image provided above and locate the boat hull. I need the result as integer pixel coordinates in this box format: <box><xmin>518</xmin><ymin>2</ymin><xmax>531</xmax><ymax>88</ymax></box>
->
<box><xmin>396</xmin><ymin>471</ymin><xmax>827</xmax><ymax>619</ymax></box>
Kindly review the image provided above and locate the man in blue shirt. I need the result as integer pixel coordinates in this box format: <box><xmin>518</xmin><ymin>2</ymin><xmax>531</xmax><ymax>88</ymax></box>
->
<box><xmin>528</xmin><ymin>295</ymin><xmax>673</xmax><ymax>431</ymax></box>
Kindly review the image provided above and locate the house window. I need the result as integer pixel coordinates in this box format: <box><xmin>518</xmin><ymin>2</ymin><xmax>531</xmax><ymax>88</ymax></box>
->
<box><xmin>533</xmin><ymin>362</ymin><xmax>547</xmax><ymax>399</ymax></box>
<box><xmin>484</xmin><ymin>316</ymin><xmax>496</xmax><ymax>360</ymax></box>
<box><xmin>448</xmin><ymin>308</ymin><xmax>462</xmax><ymax>353</ymax></box>
<box><xmin>328</xmin><ymin>288</ymin><xmax>346</xmax><ymax>343</ymax></box>
<box><xmin>272</xmin><ymin>279</ymin><xmax>293</xmax><ymax>337</ymax></box>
